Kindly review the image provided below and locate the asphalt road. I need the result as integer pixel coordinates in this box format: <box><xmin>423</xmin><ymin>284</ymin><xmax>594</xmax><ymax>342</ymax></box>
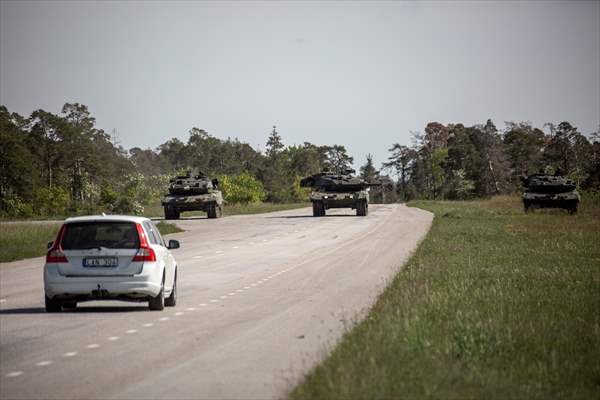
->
<box><xmin>0</xmin><ymin>204</ymin><xmax>433</xmax><ymax>399</ymax></box>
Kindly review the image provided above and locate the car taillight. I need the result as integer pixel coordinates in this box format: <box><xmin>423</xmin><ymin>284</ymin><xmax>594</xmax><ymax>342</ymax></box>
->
<box><xmin>46</xmin><ymin>224</ymin><xmax>68</xmax><ymax>263</ymax></box>
<box><xmin>133</xmin><ymin>223</ymin><xmax>156</xmax><ymax>262</ymax></box>
<box><xmin>46</xmin><ymin>249</ymin><xmax>68</xmax><ymax>263</ymax></box>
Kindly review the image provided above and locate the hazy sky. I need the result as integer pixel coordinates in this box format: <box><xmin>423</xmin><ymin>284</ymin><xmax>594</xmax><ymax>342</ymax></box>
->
<box><xmin>1</xmin><ymin>0</ymin><xmax>599</xmax><ymax>170</ymax></box>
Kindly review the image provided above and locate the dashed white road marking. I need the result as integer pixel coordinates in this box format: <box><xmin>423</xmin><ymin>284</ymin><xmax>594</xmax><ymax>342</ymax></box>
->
<box><xmin>0</xmin><ymin>299</ymin><xmax>7</xmax><ymax>303</ymax></box>
<box><xmin>236</xmin><ymin>289</ymin><xmax>244</xmax><ymax>292</ymax></box>
<box><xmin>159</xmin><ymin>317</ymin><xmax>170</xmax><ymax>321</ymax></box>
<box><xmin>228</xmin><ymin>292</ymin><xmax>235</xmax><ymax>296</ymax></box>
<box><xmin>210</xmin><ymin>299</ymin><xmax>218</xmax><ymax>303</ymax></box>
<box><xmin>244</xmin><ymin>286</ymin><xmax>251</xmax><ymax>289</ymax></box>
<box><xmin>232</xmin><ymin>246</ymin><xmax>239</xmax><ymax>249</ymax></box>
<box><xmin>220</xmin><ymin>295</ymin><xmax>227</xmax><ymax>299</ymax></box>
<box><xmin>87</xmin><ymin>344</ymin><xmax>100</xmax><ymax>349</ymax></box>
<box><xmin>262</xmin><ymin>239</ymin><xmax>268</xmax><ymax>242</ymax></box>
<box><xmin>36</xmin><ymin>360</ymin><xmax>53</xmax><ymax>367</ymax></box>
<box><xmin>143</xmin><ymin>323</ymin><xmax>154</xmax><ymax>327</ymax></box>
<box><xmin>125</xmin><ymin>329</ymin><xmax>137</xmax><ymax>334</ymax></box>
<box><xmin>186</xmin><ymin>307</ymin><xmax>196</xmax><ymax>311</ymax></box>
<box><xmin>107</xmin><ymin>336</ymin><xmax>120</xmax><ymax>341</ymax></box>
<box><xmin>193</xmin><ymin>255</ymin><xmax>203</xmax><ymax>259</ymax></box>
<box><xmin>63</xmin><ymin>352</ymin><xmax>77</xmax><ymax>357</ymax></box>
<box><xmin>249</xmin><ymin>242</ymin><xmax>255</xmax><ymax>245</ymax></box>
<box><xmin>251</xmin><ymin>283</ymin><xmax>257</xmax><ymax>287</ymax></box>
<box><xmin>6</xmin><ymin>371</ymin><xmax>23</xmax><ymax>378</ymax></box>
<box><xmin>215</xmin><ymin>250</ymin><xmax>224</xmax><ymax>254</ymax></box>
<box><xmin>199</xmin><ymin>303</ymin><xmax>207</xmax><ymax>307</ymax></box>
<box><xmin>175</xmin><ymin>312</ymin><xmax>184</xmax><ymax>316</ymax></box>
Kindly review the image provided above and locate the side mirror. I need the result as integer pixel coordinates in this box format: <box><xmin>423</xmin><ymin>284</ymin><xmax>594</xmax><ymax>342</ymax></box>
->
<box><xmin>168</xmin><ymin>240</ymin><xmax>180</xmax><ymax>250</ymax></box>
<box><xmin>47</xmin><ymin>241</ymin><xmax>54</xmax><ymax>249</ymax></box>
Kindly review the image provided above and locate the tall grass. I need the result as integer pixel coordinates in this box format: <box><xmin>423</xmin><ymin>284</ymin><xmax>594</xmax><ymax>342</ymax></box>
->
<box><xmin>289</xmin><ymin>196</ymin><xmax>600</xmax><ymax>399</ymax></box>
<box><xmin>0</xmin><ymin>222</ymin><xmax>182</xmax><ymax>263</ymax></box>
<box><xmin>143</xmin><ymin>202</ymin><xmax>309</xmax><ymax>218</ymax></box>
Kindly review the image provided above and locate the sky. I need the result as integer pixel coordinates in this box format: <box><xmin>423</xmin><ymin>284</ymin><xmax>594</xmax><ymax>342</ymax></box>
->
<box><xmin>1</xmin><ymin>0</ymin><xmax>599</xmax><ymax>171</ymax></box>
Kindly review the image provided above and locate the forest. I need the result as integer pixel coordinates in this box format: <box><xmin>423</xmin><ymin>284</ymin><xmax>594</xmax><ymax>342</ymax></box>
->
<box><xmin>1</xmin><ymin>103</ymin><xmax>599</xmax><ymax>217</ymax></box>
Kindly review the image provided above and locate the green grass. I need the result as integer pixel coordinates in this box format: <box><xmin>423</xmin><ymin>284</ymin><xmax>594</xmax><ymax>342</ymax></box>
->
<box><xmin>0</xmin><ymin>222</ymin><xmax>183</xmax><ymax>263</ymax></box>
<box><xmin>0</xmin><ymin>223</ymin><xmax>62</xmax><ymax>262</ymax></box>
<box><xmin>143</xmin><ymin>202</ymin><xmax>309</xmax><ymax>218</ymax></box>
<box><xmin>289</xmin><ymin>196</ymin><xmax>600</xmax><ymax>400</ymax></box>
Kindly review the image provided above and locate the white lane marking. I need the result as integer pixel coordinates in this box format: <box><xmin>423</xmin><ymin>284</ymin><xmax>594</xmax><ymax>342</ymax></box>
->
<box><xmin>36</xmin><ymin>360</ymin><xmax>53</xmax><ymax>367</ymax></box>
<box><xmin>228</xmin><ymin>292</ymin><xmax>235</xmax><ymax>296</ymax></box>
<box><xmin>63</xmin><ymin>352</ymin><xmax>77</xmax><ymax>358</ymax></box>
<box><xmin>232</xmin><ymin>246</ymin><xmax>239</xmax><ymax>249</ymax></box>
<box><xmin>209</xmin><ymin>299</ymin><xmax>218</xmax><ymax>303</ymax></box>
<box><xmin>0</xmin><ymin>299</ymin><xmax>6</xmax><ymax>303</ymax></box>
<box><xmin>107</xmin><ymin>336</ymin><xmax>120</xmax><ymax>341</ymax></box>
<box><xmin>6</xmin><ymin>371</ymin><xmax>23</xmax><ymax>378</ymax></box>
<box><xmin>236</xmin><ymin>289</ymin><xmax>244</xmax><ymax>292</ymax></box>
<box><xmin>244</xmin><ymin>286</ymin><xmax>251</xmax><ymax>289</ymax></box>
<box><xmin>193</xmin><ymin>255</ymin><xmax>203</xmax><ymax>259</ymax></box>
<box><xmin>262</xmin><ymin>239</ymin><xmax>268</xmax><ymax>242</ymax></box>
<box><xmin>251</xmin><ymin>283</ymin><xmax>257</xmax><ymax>287</ymax></box>
<box><xmin>249</xmin><ymin>242</ymin><xmax>255</xmax><ymax>245</ymax></box>
<box><xmin>159</xmin><ymin>317</ymin><xmax>170</xmax><ymax>321</ymax></box>
<box><xmin>186</xmin><ymin>307</ymin><xmax>196</xmax><ymax>311</ymax></box>
<box><xmin>219</xmin><ymin>295</ymin><xmax>227</xmax><ymax>299</ymax></box>
<box><xmin>175</xmin><ymin>312</ymin><xmax>184</xmax><ymax>316</ymax></box>
<box><xmin>199</xmin><ymin>303</ymin><xmax>207</xmax><ymax>307</ymax></box>
<box><xmin>143</xmin><ymin>323</ymin><xmax>154</xmax><ymax>327</ymax></box>
<box><xmin>87</xmin><ymin>344</ymin><xmax>100</xmax><ymax>349</ymax></box>
<box><xmin>215</xmin><ymin>250</ymin><xmax>224</xmax><ymax>254</ymax></box>
<box><xmin>126</xmin><ymin>329</ymin><xmax>137</xmax><ymax>334</ymax></box>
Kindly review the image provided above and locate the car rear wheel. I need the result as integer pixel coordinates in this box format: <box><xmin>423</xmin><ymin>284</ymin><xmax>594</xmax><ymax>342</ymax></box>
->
<box><xmin>165</xmin><ymin>270</ymin><xmax>177</xmax><ymax>307</ymax></box>
<box><xmin>45</xmin><ymin>295</ymin><xmax>62</xmax><ymax>313</ymax></box>
<box><xmin>62</xmin><ymin>302</ymin><xmax>77</xmax><ymax>309</ymax></box>
<box><xmin>149</xmin><ymin>276</ymin><xmax>165</xmax><ymax>311</ymax></box>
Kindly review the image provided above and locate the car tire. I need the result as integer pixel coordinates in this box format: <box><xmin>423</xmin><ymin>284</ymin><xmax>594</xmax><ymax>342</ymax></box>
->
<box><xmin>45</xmin><ymin>295</ymin><xmax>62</xmax><ymax>313</ymax></box>
<box><xmin>62</xmin><ymin>302</ymin><xmax>77</xmax><ymax>309</ymax></box>
<box><xmin>165</xmin><ymin>270</ymin><xmax>177</xmax><ymax>307</ymax></box>
<box><xmin>149</xmin><ymin>276</ymin><xmax>165</xmax><ymax>311</ymax></box>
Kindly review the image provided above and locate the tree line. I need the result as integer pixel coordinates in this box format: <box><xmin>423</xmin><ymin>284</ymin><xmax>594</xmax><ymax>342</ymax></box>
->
<box><xmin>1</xmin><ymin>103</ymin><xmax>599</xmax><ymax>217</ymax></box>
<box><xmin>382</xmin><ymin>120</ymin><xmax>600</xmax><ymax>201</ymax></box>
<box><xmin>0</xmin><ymin>104</ymin><xmax>355</xmax><ymax>217</ymax></box>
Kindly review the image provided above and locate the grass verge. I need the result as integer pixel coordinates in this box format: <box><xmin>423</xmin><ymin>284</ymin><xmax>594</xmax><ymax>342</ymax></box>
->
<box><xmin>143</xmin><ymin>202</ymin><xmax>309</xmax><ymax>218</ymax></box>
<box><xmin>289</xmin><ymin>196</ymin><xmax>600</xmax><ymax>399</ymax></box>
<box><xmin>0</xmin><ymin>222</ymin><xmax>183</xmax><ymax>263</ymax></box>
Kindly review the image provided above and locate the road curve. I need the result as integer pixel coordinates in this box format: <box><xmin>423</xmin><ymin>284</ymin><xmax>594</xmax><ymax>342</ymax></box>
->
<box><xmin>0</xmin><ymin>204</ymin><xmax>433</xmax><ymax>399</ymax></box>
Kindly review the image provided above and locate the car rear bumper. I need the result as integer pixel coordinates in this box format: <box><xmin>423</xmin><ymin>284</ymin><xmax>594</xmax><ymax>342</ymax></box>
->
<box><xmin>44</xmin><ymin>263</ymin><xmax>163</xmax><ymax>299</ymax></box>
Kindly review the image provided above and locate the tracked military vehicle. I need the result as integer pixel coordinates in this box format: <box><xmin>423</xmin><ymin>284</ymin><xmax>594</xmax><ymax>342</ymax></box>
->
<box><xmin>161</xmin><ymin>171</ymin><xmax>224</xmax><ymax>219</ymax></box>
<box><xmin>521</xmin><ymin>173</ymin><xmax>580</xmax><ymax>214</ymax></box>
<box><xmin>300</xmin><ymin>169</ymin><xmax>380</xmax><ymax>217</ymax></box>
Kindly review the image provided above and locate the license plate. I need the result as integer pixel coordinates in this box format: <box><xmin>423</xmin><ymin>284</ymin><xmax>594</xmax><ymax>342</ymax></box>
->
<box><xmin>83</xmin><ymin>257</ymin><xmax>118</xmax><ymax>267</ymax></box>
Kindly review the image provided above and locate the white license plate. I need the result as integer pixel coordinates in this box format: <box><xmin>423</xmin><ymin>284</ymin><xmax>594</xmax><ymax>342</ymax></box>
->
<box><xmin>83</xmin><ymin>257</ymin><xmax>118</xmax><ymax>267</ymax></box>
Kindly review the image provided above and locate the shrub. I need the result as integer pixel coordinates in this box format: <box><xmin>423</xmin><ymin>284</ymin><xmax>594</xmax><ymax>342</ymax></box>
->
<box><xmin>219</xmin><ymin>171</ymin><xmax>266</xmax><ymax>204</ymax></box>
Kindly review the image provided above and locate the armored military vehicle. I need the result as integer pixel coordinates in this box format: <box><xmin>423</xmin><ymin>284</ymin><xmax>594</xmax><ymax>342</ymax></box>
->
<box><xmin>521</xmin><ymin>173</ymin><xmax>580</xmax><ymax>214</ymax></box>
<box><xmin>161</xmin><ymin>170</ymin><xmax>224</xmax><ymax>219</ymax></box>
<box><xmin>300</xmin><ymin>169</ymin><xmax>380</xmax><ymax>217</ymax></box>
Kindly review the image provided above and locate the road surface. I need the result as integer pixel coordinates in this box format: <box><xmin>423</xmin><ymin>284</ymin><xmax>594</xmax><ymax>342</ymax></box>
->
<box><xmin>0</xmin><ymin>204</ymin><xmax>432</xmax><ymax>399</ymax></box>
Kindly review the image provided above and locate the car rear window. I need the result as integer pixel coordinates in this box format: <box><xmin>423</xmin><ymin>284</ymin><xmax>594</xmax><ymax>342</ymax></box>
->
<box><xmin>61</xmin><ymin>222</ymin><xmax>140</xmax><ymax>250</ymax></box>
